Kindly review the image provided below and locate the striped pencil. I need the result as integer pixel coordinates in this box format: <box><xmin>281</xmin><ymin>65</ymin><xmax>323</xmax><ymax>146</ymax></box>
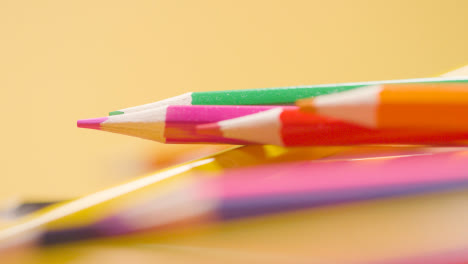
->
<box><xmin>109</xmin><ymin>76</ymin><xmax>468</xmax><ymax>115</ymax></box>
<box><xmin>196</xmin><ymin>108</ymin><xmax>468</xmax><ymax>146</ymax></box>
<box><xmin>41</xmin><ymin>150</ymin><xmax>468</xmax><ymax>245</ymax></box>
<box><xmin>77</xmin><ymin>105</ymin><xmax>293</xmax><ymax>143</ymax></box>
<box><xmin>296</xmin><ymin>83</ymin><xmax>468</xmax><ymax>131</ymax></box>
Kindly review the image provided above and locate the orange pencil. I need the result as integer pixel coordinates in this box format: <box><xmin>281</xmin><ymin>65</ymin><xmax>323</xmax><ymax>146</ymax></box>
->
<box><xmin>196</xmin><ymin>108</ymin><xmax>468</xmax><ymax>146</ymax></box>
<box><xmin>296</xmin><ymin>83</ymin><xmax>468</xmax><ymax>131</ymax></box>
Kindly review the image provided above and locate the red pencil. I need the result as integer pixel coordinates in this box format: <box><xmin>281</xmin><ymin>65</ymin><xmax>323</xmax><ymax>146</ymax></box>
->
<box><xmin>197</xmin><ymin>108</ymin><xmax>468</xmax><ymax>146</ymax></box>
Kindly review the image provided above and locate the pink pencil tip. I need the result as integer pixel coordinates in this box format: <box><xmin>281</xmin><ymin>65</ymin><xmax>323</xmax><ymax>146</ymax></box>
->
<box><xmin>196</xmin><ymin>123</ymin><xmax>223</xmax><ymax>137</ymax></box>
<box><xmin>77</xmin><ymin>117</ymin><xmax>108</xmax><ymax>130</ymax></box>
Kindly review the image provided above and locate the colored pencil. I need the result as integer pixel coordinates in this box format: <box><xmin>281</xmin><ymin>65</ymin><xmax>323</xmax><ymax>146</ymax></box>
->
<box><xmin>369</xmin><ymin>248</ymin><xmax>468</xmax><ymax>264</ymax></box>
<box><xmin>78</xmin><ymin>105</ymin><xmax>292</xmax><ymax>143</ymax></box>
<box><xmin>441</xmin><ymin>64</ymin><xmax>468</xmax><ymax>77</ymax></box>
<box><xmin>196</xmin><ymin>108</ymin><xmax>468</xmax><ymax>146</ymax></box>
<box><xmin>0</xmin><ymin>200</ymin><xmax>63</xmax><ymax>220</ymax></box>
<box><xmin>40</xmin><ymin>150</ymin><xmax>468</xmax><ymax>245</ymax></box>
<box><xmin>108</xmin><ymin>76</ymin><xmax>468</xmax><ymax>115</ymax></box>
<box><xmin>296</xmin><ymin>83</ymin><xmax>468</xmax><ymax>131</ymax></box>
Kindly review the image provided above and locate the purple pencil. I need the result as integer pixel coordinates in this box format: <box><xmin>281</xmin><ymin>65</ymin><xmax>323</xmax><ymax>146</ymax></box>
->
<box><xmin>77</xmin><ymin>105</ymin><xmax>294</xmax><ymax>143</ymax></box>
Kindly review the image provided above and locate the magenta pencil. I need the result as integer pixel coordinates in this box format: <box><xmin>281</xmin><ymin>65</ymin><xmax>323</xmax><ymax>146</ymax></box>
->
<box><xmin>77</xmin><ymin>105</ymin><xmax>294</xmax><ymax>143</ymax></box>
<box><xmin>41</xmin><ymin>149</ymin><xmax>468</xmax><ymax>245</ymax></box>
<box><xmin>203</xmin><ymin>150</ymin><xmax>468</xmax><ymax>201</ymax></box>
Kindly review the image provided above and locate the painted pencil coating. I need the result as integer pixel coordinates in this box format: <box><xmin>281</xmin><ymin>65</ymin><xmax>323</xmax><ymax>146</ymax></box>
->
<box><xmin>202</xmin><ymin>151</ymin><xmax>468</xmax><ymax>199</ymax></box>
<box><xmin>202</xmin><ymin>150</ymin><xmax>468</xmax><ymax>219</ymax></box>
<box><xmin>218</xmin><ymin>181</ymin><xmax>468</xmax><ymax>220</ymax></box>
<box><xmin>297</xmin><ymin>83</ymin><xmax>468</xmax><ymax>130</ymax></box>
<box><xmin>278</xmin><ymin>109</ymin><xmax>468</xmax><ymax>146</ymax></box>
<box><xmin>110</xmin><ymin>76</ymin><xmax>468</xmax><ymax>115</ymax></box>
<box><xmin>197</xmin><ymin>108</ymin><xmax>468</xmax><ymax>146</ymax></box>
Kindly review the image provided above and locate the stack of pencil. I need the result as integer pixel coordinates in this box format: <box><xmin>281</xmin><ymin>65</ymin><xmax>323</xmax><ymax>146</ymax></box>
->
<box><xmin>3</xmin><ymin>67</ymin><xmax>468</xmax><ymax>263</ymax></box>
<box><xmin>78</xmin><ymin>75</ymin><xmax>468</xmax><ymax>147</ymax></box>
<box><xmin>3</xmin><ymin>145</ymin><xmax>468</xmax><ymax>263</ymax></box>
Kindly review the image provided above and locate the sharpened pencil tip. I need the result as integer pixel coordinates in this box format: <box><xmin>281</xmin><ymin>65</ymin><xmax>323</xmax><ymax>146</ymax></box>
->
<box><xmin>109</xmin><ymin>111</ymin><xmax>124</xmax><ymax>116</ymax></box>
<box><xmin>196</xmin><ymin>123</ymin><xmax>223</xmax><ymax>137</ymax></box>
<box><xmin>295</xmin><ymin>98</ymin><xmax>316</xmax><ymax>111</ymax></box>
<box><xmin>77</xmin><ymin>117</ymin><xmax>108</xmax><ymax>130</ymax></box>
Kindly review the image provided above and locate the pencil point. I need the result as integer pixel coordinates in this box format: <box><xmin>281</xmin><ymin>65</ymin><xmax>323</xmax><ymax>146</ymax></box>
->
<box><xmin>196</xmin><ymin>123</ymin><xmax>223</xmax><ymax>137</ymax></box>
<box><xmin>296</xmin><ymin>98</ymin><xmax>314</xmax><ymax>110</ymax></box>
<box><xmin>77</xmin><ymin>117</ymin><xmax>108</xmax><ymax>130</ymax></box>
<box><xmin>109</xmin><ymin>111</ymin><xmax>124</xmax><ymax>116</ymax></box>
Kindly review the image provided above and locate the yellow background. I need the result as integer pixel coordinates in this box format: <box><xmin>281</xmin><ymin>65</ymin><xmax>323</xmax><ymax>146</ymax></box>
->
<box><xmin>1</xmin><ymin>0</ymin><xmax>468</xmax><ymax>201</ymax></box>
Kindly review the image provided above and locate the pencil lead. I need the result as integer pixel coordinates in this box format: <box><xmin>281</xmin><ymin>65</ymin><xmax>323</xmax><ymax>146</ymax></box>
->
<box><xmin>77</xmin><ymin>117</ymin><xmax>108</xmax><ymax>130</ymax></box>
<box><xmin>295</xmin><ymin>98</ymin><xmax>315</xmax><ymax>111</ymax></box>
<box><xmin>196</xmin><ymin>123</ymin><xmax>223</xmax><ymax>137</ymax></box>
<box><xmin>109</xmin><ymin>111</ymin><xmax>124</xmax><ymax>116</ymax></box>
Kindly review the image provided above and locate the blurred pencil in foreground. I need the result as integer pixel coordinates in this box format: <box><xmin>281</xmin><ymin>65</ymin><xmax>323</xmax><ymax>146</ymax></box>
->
<box><xmin>2</xmin><ymin>145</ymin><xmax>468</xmax><ymax>263</ymax></box>
<box><xmin>78</xmin><ymin>105</ymin><xmax>292</xmax><ymax>143</ymax></box>
<box><xmin>109</xmin><ymin>76</ymin><xmax>468</xmax><ymax>115</ymax></box>
<box><xmin>196</xmin><ymin>108</ymin><xmax>468</xmax><ymax>146</ymax></box>
<box><xmin>0</xmin><ymin>200</ymin><xmax>64</xmax><ymax>223</ymax></box>
<box><xmin>297</xmin><ymin>83</ymin><xmax>468</xmax><ymax>131</ymax></box>
<box><xmin>40</xmin><ymin>150</ymin><xmax>468</xmax><ymax>245</ymax></box>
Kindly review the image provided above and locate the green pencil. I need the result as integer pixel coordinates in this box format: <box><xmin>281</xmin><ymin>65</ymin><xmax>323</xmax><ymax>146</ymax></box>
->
<box><xmin>109</xmin><ymin>76</ymin><xmax>468</xmax><ymax>115</ymax></box>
